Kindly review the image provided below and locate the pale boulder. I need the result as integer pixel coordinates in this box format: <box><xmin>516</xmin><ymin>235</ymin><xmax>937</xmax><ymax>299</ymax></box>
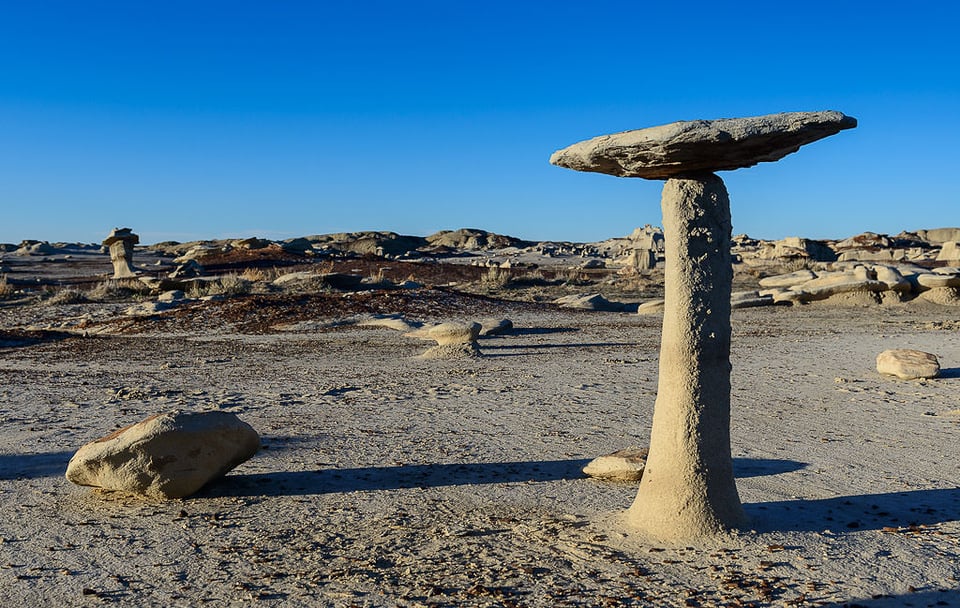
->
<box><xmin>66</xmin><ymin>411</ymin><xmax>260</xmax><ymax>498</ymax></box>
<box><xmin>876</xmin><ymin>349</ymin><xmax>941</xmax><ymax>380</ymax></box>
<box><xmin>916</xmin><ymin>272</ymin><xmax>960</xmax><ymax>289</ymax></box>
<box><xmin>583</xmin><ymin>447</ymin><xmax>648</xmax><ymax>482</ymax></box>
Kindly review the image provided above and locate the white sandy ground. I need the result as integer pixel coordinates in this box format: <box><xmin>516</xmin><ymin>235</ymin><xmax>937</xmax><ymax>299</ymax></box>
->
<box><xmin>1</xmin><ymin>299</ymin><xmax>959</xmax><ymax>607</ymax></box>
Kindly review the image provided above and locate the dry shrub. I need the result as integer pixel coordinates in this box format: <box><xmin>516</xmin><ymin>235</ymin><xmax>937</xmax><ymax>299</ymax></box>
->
<box><xmin>46</xmin><ymin>288</ymin><xmax>88</xmax><ymax>305</ymax></box>
<box><xmin>186</xmin><ymin>274</ymin><xmax>252</xmax><ymax>299</ymax></box>
<box><xmin>480</xmin><ymin>266</ymin><xmax>510</xmax><ymax>289</ymax></box>
<box><xmin>0</xmin><ymin>275</ymin><xmax>13</xmax><ymax>298</ymax></box>
<box><xmin>88</xmin><ymin>279</ymin><xmax>153</xmax><ymax>302</ymax></box>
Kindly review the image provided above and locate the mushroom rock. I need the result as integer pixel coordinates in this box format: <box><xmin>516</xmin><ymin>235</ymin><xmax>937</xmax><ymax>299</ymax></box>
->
<box><xmin>550</xmin><ymin>110</ymin><xmax>856</xmax><ymax>541</ymax></box>
<box><xmin>102</xmin><ymin>227</ymin><xmax>140</xmax><ymax>279</ymax></box>
<box><xmin>550</xmin><ymin>111</ymin><xmax>856</xmax><ymax>179</ymax></box>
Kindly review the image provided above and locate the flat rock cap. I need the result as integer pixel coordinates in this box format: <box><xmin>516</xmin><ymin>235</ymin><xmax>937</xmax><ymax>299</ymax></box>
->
<box><xmin>550</xmin><ymin>111</ymin><xmax>856</xmax><ymax>180</ymax></box>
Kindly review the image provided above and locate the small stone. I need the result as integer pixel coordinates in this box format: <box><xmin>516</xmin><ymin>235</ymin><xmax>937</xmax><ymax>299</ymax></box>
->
<box><xmin>479</xmin><ymin>318</ymin><xmax>513</xmax><ymax>336</ymax></box>
<box><xmin>427</xmin><ymin>322</ymin><xmax>481</xmax><ymax>345</ymax></box>
<box><xmin>66</xmin><ymin>411</ymin><xmax>260</xmax><ymax>498</ymax></box>
<box><xmin>583</xmin><ymin>447</ymin><xmax>648</xmax><ymax>482</ymax></box>
<box><xmin>876</xmin><ymin>349</ymin><xmax>940</xmax><ymax>380</ymax></box>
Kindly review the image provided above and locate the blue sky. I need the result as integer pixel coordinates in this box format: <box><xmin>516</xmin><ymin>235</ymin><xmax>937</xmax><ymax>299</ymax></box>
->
<box><xmin>1</xmin><ymin>1</ymin><xmax>957</xmax><ymax>245</ymax></box>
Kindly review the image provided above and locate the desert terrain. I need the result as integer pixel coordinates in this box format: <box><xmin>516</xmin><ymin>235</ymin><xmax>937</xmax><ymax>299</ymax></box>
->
<box><xmin>1</xmin><ymin>227</ymin><xmax>959</xmax><ymax>607</ymax></box>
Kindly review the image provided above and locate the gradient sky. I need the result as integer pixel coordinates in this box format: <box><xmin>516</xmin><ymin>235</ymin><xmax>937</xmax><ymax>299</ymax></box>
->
<box><xmin>2</xmin><ymin>1</ymin><xmax>957</xmax><ymax>245</ymax></box>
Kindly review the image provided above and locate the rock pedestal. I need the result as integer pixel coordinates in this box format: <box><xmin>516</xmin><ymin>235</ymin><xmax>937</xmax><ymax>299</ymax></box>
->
<box><xmin>628</xmin><ymin>175</ymin><xmax>746</xmax><ymax>537</ymax></box>
<box><xmin>102</xmin><ymin>227</ymin><xmax>140</xmax><ymax>279</ymax></box>
<box><xmin>551</xmin><ymin>111</ymin><xmax>856</xmax><ymax>541</ymax></box>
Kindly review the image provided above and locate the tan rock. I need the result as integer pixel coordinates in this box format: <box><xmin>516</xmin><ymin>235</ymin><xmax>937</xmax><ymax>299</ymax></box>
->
<box><xmin>427</xmin><ymin>322</ymin><xmax>481</xmax><ymax>346</ymax></box>
<box><xmin>918</xmin><ymin>287</ymin><xmax>960</xmax><ymax>306</ymax></box>
<box><xmin>583</xmin><ymin>447</ymin><xmax>648</xmax><ymax>482</ymax></box>
<box><xmin>66</xmin><ymin>411</ymin><xmax>260</xmax><ymax>498</ymax></box>
<box><xmin>758</xmin><ymin>269</ymin><xmax>817</xmax><ymax>289</ymax></box>
<box><xmin>550</xmin><ymin>111</ymin><xmax>856</xmax><ymax>179</ymax></box>
<box><xmin>102</xmin><ymin>228</ymin><xmax>139</xmax><ymax>279</ymax></box>
<box><xmin>876</xmin><ymin>349</ymin><xmax>940</xmax><ymax>380</ymax></box>
<box><xmin>636</xmin><ymin>299</ymin><xmax>665</xmax><ymax>315</ymax></box>
<box><xmin>916</xmin><ymin>272</ymin><xmax>960</xmax><ymax>289</ymax></box>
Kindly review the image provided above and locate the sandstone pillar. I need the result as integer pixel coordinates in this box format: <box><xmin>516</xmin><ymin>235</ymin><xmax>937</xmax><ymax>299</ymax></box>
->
<box><xmin>626</xmin><ymin>174</ymin><xmax>745</xmax><ymax>538</ymax></box>
<box><xmin>102</xmin><ymin>227</ymin><xmax>139</xmax><ymax>279</ymax></box>
<box><xmin>550</xmin><ymin>111</ymin><xmax>856</xmax><ymax>541</ymax></box>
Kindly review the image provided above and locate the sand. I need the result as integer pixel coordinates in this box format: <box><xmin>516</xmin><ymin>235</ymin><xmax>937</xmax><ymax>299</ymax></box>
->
<box><xmin>1</xmin><ymin>289</ymin><xmax>959</xmax><ymax>606</ymax></box>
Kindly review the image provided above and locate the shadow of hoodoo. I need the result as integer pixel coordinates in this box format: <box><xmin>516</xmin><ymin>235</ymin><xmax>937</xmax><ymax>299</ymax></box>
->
<box><xmin>746</xmin><ymin>487</ymin><xmax>960</xmax><ymax>533</ymax></box>
<box><xmin>204</xmin><ymin>458</ymin><xmax>591</xmax><ymax>498</ymax></box>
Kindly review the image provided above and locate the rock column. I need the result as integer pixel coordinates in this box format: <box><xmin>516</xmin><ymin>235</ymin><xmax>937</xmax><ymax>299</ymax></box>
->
<box><xmin>626</xmin><ymin>174</ymin><xmax>746</xmax><ymax>538</ymax></box>
<box><xmin>550</xmin><ymin>110</ymin><xmax>856</xmax><ymax>541</ymax></box>
<box><xmin>102</xmin><ymin>227</ymin><xmax>139</xmax><ymax>279</ymax></box>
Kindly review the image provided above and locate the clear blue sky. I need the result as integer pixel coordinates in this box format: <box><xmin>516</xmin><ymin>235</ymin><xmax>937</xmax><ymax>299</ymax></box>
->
<box><xmin>2</xmin><ymin>1</ymin><xmax>957</xmax><ymax>245</ymax></box>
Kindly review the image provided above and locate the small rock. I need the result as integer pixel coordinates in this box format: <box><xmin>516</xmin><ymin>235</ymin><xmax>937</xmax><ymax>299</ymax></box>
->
<box><xmin>479</xmin><ymin>318</ymin><xmax>513</xmax><ymax>336</ymax></box>
<box><xmin>636</xmin><ymin>299</ymin><xmax>665</xmax><ymax>315</ymax></box>
<box><xmin>876</xmin><ymin>349</ymin><xmax>940</xmax><ymax>380</ymax></box>
<box><xmin>554</xmin><ymin>293</ymin><xmax>624</xmax><ymax>312</ymax></box>
<box><xmin>583</xmin><ymin>447</ymin><xmax>648</xmax><ymax>482</ymax></box>
<box><xmin>66</xmin><ymin>411</ymin><xmax>260</xmax><ymax>498</ymax></box>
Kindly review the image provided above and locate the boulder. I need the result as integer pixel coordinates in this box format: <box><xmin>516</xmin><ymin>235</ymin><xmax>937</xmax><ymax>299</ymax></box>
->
<box><xmin>66</xmin><ymin>411</ymin><xmax>260</xmax><ymax>498</ymax></box>
<box><xmin>553</xmin><ymin>293</ymin><xmax>625</xmax><ymax>312</ymax></box>
<box><xmin>916</xmin><ymin>272</ymin><xmax>960</xmax><ymax>290</ymax></box>
<box><xmin>356</xmin><ymin>314</ymin><xmax>423</xmax><ymax>332</ymax></box>
<box><xmin>636</xmin><ymin>299</ymin><xmax>665</xmax><ymax>315</ymax></box>
<box><xmin>582</xmin><ymin>447</ymin><xmax>648</xmax><ymax>482</ymax></box>
<box><xmin>872</xmin><ymin>265</ymin><xmax>911</xmax><ymax>292</ymax></box>
<box><xmin>876</xmin><ymin>349</ymin><xmax>941</xmax><ymax>380</ymax></box>
<box><xmin>549</xmin><ymin>111</ymin><xmax>856</xmax><ymax>179</ymax></box>
<box><xmin>427</xmin><ymin>322</ymin><xmax>481</xmax><ymax>345</ymax></box>
<box><xmin>479</xmin><ymin>318</ymin><xmax>514</xmax><ymax>336</ymax></box>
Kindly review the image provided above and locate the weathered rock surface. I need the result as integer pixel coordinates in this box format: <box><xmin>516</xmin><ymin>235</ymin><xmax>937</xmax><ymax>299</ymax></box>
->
<box><xmin>66</xmin><ymin>411</ymin><xmax>260</xmax><ymax>498</ymax></box>
<box><xmin>550</xmin><ymin>111</ymin><xmax>856</xmax><ymax>179</ymax></box>
<box><xmin>102</xmin><ymin>228</ymin><xmax>140</xmax><ymax>279</ymax></box>
<box><xmin>583</xmin><ymin>447</ymin><xmax>648</xmax><ymax>482</ymax></box>
<box><xmin>876</xmin><ymin>349</ymin><xmax>941</xmax><ymax>380</ymax></box>
<box><xmin>427</xmin><ymin>322</ymin><xmax>481</xmax><ymax>345</ymax></box>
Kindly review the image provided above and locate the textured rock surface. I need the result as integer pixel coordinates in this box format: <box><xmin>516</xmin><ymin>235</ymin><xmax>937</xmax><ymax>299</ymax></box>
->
<box><xmin>627</xmin><ymin>175</ymin><xmax>746</xmax><ymax>539</ymax></box>
<box><xmin>876</xmin><ymin>349</ymin><xmax>941</xmax><ymax>380</ymax></box>
<box><xmin>102</xmin><ymin>227</ymin><xmax>139</xmax><ymax>279</ymax></box>
<box><xmin>66</xmin><ymin>411</ymin><xmax>260</xmax><ymax>498</ymax></box>
<box><xmin>583</xmin><ymin>447</ymin><xmax>648</xmax><ymax>482</ymax></box>
<box><xmin>550</xmin><ymin>111</ymin><xmax>856</xmax><ymax>179</ymax></box>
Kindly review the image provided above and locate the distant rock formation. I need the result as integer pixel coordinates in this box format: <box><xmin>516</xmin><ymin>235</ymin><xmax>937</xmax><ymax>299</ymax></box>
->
<box><xmin>102</xmin><ymin>228</ymin><xmax>140</xmax><ymax>278</ymax></box>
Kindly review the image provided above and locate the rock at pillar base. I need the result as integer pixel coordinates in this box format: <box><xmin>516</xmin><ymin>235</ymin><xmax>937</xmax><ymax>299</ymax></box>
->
<box><xmin>102</xmin><ymin>227</ymin><xmax>140</xmax><ymax>279</ymax></box>
<box><xmin>627</xmin><ymin>174</ymin><xmax>746</xmax><ymax>540</ymax></box>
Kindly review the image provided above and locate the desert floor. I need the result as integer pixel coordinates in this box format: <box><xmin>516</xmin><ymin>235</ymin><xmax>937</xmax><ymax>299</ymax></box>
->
<box><xmin>1</xmin><ymin>286</ymin><xmax>959</xmax><ymax>607</ymax></box>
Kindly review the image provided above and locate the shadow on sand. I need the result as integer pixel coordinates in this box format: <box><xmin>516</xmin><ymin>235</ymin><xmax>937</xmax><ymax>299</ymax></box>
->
<box><xmin>746</xmin><ymin>486</ymin><xmax>960</xmax><ymax>533</ymax></box>
<box><xmin>0</xmin><ymin>451</ymin><xmax>73</xmax><ymax>480</ymax></box>
<box><xmin>820</xmin><ymin>588</ymin><xmax>960</xmax><ymax>607</ymax></box>
<box><xmin>938</xmin><ymin>367</ymin><xmax>960</xmax><ymax>379</ymax></box>
<box><xmin>205</xmin><ymin>457</ymin><xmax>805</xmax><ymax>499</ymax></box>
